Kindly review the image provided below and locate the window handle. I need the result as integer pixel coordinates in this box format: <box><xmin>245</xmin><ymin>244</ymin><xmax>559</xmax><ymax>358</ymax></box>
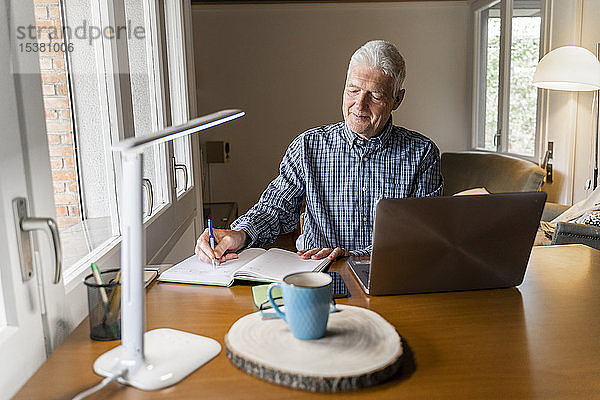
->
<box><xmin>12</xmin><ymin>197</ymin><xmax>62</xmax><ymax>284</ymax></box>
<box><xmin>142</xmin><ymin>178</ymin><xmax>153</xmax><ymax>217</ymax></box>
<box><xmin>173</xmin><ymin>161</ymin><xmax>188</xmax><ymax>191</ymax></box>
<box><xmin>494</xmin><ymin>129</ymin><xmax>501</xmax><ymax>147</ymax></box>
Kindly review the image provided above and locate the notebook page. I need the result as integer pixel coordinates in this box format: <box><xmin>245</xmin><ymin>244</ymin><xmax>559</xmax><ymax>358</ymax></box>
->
<box><xmin>235</xmin><ymin>248</ymin><xmax>327</xmax><ymax>282</ymax></box>
<box><xmin>159</xmin><ymin>248</ymin><xmax>265</xmax><ymax>286</ymax></box>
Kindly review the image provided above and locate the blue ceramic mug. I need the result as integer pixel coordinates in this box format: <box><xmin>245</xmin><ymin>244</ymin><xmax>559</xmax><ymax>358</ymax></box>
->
<box><xmin>267</xmin><ymin>271</ymin><xmax>334</xmax><ymax>340</ymax></box>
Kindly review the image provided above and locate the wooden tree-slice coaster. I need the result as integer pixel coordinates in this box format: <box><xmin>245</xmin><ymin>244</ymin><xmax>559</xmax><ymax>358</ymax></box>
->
<box><xmin>225</xmin><ymin>304</ymin><xmax>403</xmax><ymax>392</ymax></box>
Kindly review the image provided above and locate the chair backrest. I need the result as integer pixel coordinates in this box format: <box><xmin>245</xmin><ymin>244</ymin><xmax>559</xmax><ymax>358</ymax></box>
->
<box><xmin>441</xmin><ymin>151</ymin><xmax>545</xmax><ymax>196</ymax></box>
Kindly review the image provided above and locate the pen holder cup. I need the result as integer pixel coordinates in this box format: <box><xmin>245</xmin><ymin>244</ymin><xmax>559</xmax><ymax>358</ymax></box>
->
<box><xmin>84</xmin><ymin>268</ymin><xmax>121</xmax><ymax>341</ymax></box>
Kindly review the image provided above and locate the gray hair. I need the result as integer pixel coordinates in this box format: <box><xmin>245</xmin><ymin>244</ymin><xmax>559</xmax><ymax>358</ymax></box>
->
<box><xmin>347</xmin><ymin>40</ymin><xmax>406</xmax><ymax>97</ymax></box>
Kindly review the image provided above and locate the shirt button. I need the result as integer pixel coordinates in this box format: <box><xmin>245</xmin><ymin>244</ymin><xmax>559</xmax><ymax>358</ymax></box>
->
<box><xmin>363</xmin><ymin>217</ymin><xmax>367</xmax><ymax>222</ymax></box>
<box><xmin>363</xmin><ymin>157</ymin><xmax>368</xmax><ymax>162</ymax></box>
<box><xmin>362</xmin><ymin>186</ymin><xmax>367</xmax><ymax>191</ymax></box>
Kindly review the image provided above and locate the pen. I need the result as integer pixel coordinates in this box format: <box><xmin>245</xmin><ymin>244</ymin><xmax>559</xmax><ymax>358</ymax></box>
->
<box><xmin>108</xmin><ymin>271</ymin><xmax>121</xmax><ymax>320</ymax></box>
<box><xmin>91</xmin><ymin>262</ymin><xmax>108</xmax><ymax>304</ymax></box>
<box><xmin>105</xmin><ymin>272</ymin><xmax>121</xmax><ymax>333</ymax></box>
<box><xmin>91</xmin><ymin>263</ymin><xmax>117</xmax><ymax>337</ymax></box>
<box><xmin>208</xmin><ymin>218</ymin><xmax>216</xmax><ymax>268</ymax></box>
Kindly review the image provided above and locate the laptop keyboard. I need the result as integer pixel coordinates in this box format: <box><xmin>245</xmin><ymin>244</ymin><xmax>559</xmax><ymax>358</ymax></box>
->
<box><xmin>348</xmin><ymin>259</ymin><xmax>370</xmax><ymax>289</ymax></box>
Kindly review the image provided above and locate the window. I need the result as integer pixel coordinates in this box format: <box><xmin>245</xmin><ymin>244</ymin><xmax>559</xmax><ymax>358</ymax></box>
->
<box><xmin>472</xmin><ymin>0</ymin><xmax>543</xmax><ymax>158</ymax></box>
<box><xmin>165</xmin><ymin>0</ymin><xmax>194</xmax><ymax>197</ymax></box>
<box><xmin>39</xmin><ymin>0</ymin><xmax>198</xmax><ymax>288</ymax></box>
<box><xmin>34</xmin><ymin>0</ymin><xmax>90</xmax><ymax>266</ymax></box>
<box><xmin>125</xmin><ymin>0</ymin><xmax>170</xmax><ymax>218</ymax></box>
<box><xmin>54</xmin><ymin>0</ymin><xmax>128</xmax><ymax>271</ymax></box>
<box><xmin>0</xmin><ymin>0</ymin><xmax>199</xmax><ymax>392</ymax></box>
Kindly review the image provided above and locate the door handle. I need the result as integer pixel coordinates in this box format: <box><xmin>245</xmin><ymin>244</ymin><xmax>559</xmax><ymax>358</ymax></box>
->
<box><xmin>142</xmin><ymin>178</ymin><xmax>153</xmax><ymax>217</ymax></box>
<box><xmin>13</xmin><ymin>197</ymin><xmax>62</xmax><ymax>284</ymax></box>
<box><xmin>173</xmin><ymin>161</ymin><xmax>188</xmax><ymax>191</ymax></box>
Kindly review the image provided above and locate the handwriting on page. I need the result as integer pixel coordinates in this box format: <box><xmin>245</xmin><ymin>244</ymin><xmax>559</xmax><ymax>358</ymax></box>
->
<box><xmin>162</xmin><ymin>248</ymin><xmax>266</xmax><ymax>280</ymax></box>
<box><xmin>241</xmin><ymin>249</ymin><xmax>322</xmax><ymax>281</ymax></box>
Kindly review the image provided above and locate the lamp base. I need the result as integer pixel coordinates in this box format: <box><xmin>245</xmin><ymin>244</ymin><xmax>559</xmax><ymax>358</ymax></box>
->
<box><xmin>94</xmin><ymin>328</ymin><xmax>221</xmax><ymax>390</ymax></box>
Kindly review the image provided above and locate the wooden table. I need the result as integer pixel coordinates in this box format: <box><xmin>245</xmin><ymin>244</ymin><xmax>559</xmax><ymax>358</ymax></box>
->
<box><xmin>16</xmin><ymin>245</ymin><xmax>600</xmax><ymax>399</ymax></box>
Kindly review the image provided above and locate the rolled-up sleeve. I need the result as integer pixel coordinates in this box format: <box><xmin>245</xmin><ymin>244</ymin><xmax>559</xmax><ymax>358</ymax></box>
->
<box><xmin>411</xmin><ymin>142</ymin><xmax>443</xmax><ymax>197</ymax></box>
<box><xmin>348</xmin><ymin>245</ymin><xmax>372</xmax><ymax>257</ymax></box>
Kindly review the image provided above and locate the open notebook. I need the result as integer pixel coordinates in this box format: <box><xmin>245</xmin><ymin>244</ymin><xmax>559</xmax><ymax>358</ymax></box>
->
<box><xmin>158</xmin><ymin>247</ymin><xmax>330</xmax><ymax>287</ymax></box>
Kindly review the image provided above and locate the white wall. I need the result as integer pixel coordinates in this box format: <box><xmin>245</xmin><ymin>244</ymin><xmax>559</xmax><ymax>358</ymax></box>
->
<box><xmin>161</xmin><ymin>221</ymin><xmax>196</xmax><ymax>264</ymax></box>
<box><xmin>192</xmin><ymin>1</ymin><xmax>469</xmax><ymax>212</ymax></box>
<box><xmin>572</xmin><ymin>0</ymin><xmax>600</xmax><ymax>204</ymax></box>
<box><xmin>541</xmin><ymin>0</ymin><xmax>600</xmax><ymax>205</ymax></box>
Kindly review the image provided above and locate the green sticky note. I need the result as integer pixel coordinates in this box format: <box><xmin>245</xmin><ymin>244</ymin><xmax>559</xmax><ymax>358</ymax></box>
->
<box><xmin>251</xmin><ymin>284</ymin><xmax>283</xmax><ymax>309</ymax></box>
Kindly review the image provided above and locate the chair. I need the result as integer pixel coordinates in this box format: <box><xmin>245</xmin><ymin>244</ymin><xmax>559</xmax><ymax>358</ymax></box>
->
<box><xmin>441</xmin><ymin>151</ymin><xmax>545</xmax><ymax>196</ymax></box>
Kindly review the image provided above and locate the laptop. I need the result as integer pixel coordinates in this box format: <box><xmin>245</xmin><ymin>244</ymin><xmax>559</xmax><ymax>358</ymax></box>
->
<box><xmin>348</xmin><ymin>192</ymin><xmax>547</xmax><ymax>295</ymax></box>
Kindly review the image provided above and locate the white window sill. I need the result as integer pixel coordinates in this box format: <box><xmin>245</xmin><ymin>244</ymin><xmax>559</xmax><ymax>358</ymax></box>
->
<box><xmin>60</xmin><ymin>217</ymin><xmax>115</xmax><ymax>269</ymax></box>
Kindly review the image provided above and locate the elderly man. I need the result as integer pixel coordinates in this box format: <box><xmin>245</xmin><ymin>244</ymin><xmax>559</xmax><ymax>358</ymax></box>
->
<box><xmin>196</xmin><ymin>40</ymin><xmax>443</xmax><ymax>264</ymax></box>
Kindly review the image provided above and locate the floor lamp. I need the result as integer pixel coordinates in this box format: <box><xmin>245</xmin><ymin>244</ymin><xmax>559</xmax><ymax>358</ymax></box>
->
<box><xmin>533</xmin><ymin>45</ymin><xmax>600</xmax><ymax>188</ymax></box>
<box><xmin>93</xmin><ymin>109</ymin><xmax>244</xmax><ymax>390</ymax></box>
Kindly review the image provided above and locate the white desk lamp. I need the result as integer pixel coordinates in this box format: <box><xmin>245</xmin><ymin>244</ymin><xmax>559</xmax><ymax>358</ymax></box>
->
<box><xmin>93</xmin><ymin>109</ymin><xmax>244</xmax><ymax>390</ymax></box>
<box><xmin>533</xmin><ymin>45</ymin><xmax>600</xmax><ymax>188</ymax></box>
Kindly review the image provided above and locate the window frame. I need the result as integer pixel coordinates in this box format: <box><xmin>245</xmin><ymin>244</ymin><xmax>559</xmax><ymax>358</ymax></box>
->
<box><xmin>166</xmin><ymin>0</ymin><xmax>194</xmax><ymax>198</ymax></box>
<box><xmin>470</xmin><ymin>0</ymin><xmax>547</xmax><ymax>162</ymax></box>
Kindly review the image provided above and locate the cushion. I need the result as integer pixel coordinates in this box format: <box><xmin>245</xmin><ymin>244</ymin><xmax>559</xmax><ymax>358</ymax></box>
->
<box><xmin>581</xmin><ymin>211</ymin><xmax>600</xmax><ymax>227</ymax></box>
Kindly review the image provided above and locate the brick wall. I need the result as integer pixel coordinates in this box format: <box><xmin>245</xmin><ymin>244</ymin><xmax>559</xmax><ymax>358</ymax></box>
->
<box><xmin>35</xmin><ymin>0</ymin><xmax>81</xmax><ymax>228</ymax></box>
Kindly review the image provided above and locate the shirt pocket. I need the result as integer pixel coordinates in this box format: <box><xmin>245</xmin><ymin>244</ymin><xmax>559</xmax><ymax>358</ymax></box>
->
<box><xmin>381</xmin><ymin>177</ymin><xmax>407</xmax><ymax>199</ymax></box>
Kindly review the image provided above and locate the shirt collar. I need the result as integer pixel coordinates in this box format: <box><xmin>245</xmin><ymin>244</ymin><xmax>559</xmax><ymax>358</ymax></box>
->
<box><xmin>343</xmin><ymin>117</ymin><xmax>394</xmax><ymax>149</ymax></box>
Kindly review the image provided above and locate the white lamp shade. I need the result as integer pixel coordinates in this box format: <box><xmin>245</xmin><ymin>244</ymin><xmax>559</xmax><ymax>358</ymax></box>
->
<box><xmin>533</xmin><ymin>46</ymin><xmax>600</xmax><ymax>91</ymax></box>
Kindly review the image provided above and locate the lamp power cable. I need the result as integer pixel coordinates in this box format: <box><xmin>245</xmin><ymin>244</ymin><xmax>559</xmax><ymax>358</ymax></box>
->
<box><xmin>71</xmin><ymin>367</ymin><xmax>127</xmax><ymax>400</ymax></box>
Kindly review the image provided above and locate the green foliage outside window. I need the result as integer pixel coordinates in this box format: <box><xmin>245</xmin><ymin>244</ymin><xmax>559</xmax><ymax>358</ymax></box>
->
<box><xmin>485</xmin><ymin>17</ymin><xmax>540</xmax><ymax>156</ymax></box>
<box><xmin>485</xmin><ymin>19</ymin><xmax>501</xmax><ymax>151</ymax></box>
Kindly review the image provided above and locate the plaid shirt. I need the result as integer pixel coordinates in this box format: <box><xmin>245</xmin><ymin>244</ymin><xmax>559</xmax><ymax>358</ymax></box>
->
<box><xmin>231</xmin><ymin>119</ymin><xmax>443</xmax><ymax>256</ymax></box>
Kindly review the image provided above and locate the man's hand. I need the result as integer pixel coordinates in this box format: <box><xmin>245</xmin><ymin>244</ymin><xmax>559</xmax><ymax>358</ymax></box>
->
<box><xmin>195</xmin><ymin>228</ymin><xmax>248</xmax><ymax>265</ymax></box>
<box><xmin>297</xmin><ymin>247</ymin><xmax>349</xmax><ymax>261</ymax></box>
